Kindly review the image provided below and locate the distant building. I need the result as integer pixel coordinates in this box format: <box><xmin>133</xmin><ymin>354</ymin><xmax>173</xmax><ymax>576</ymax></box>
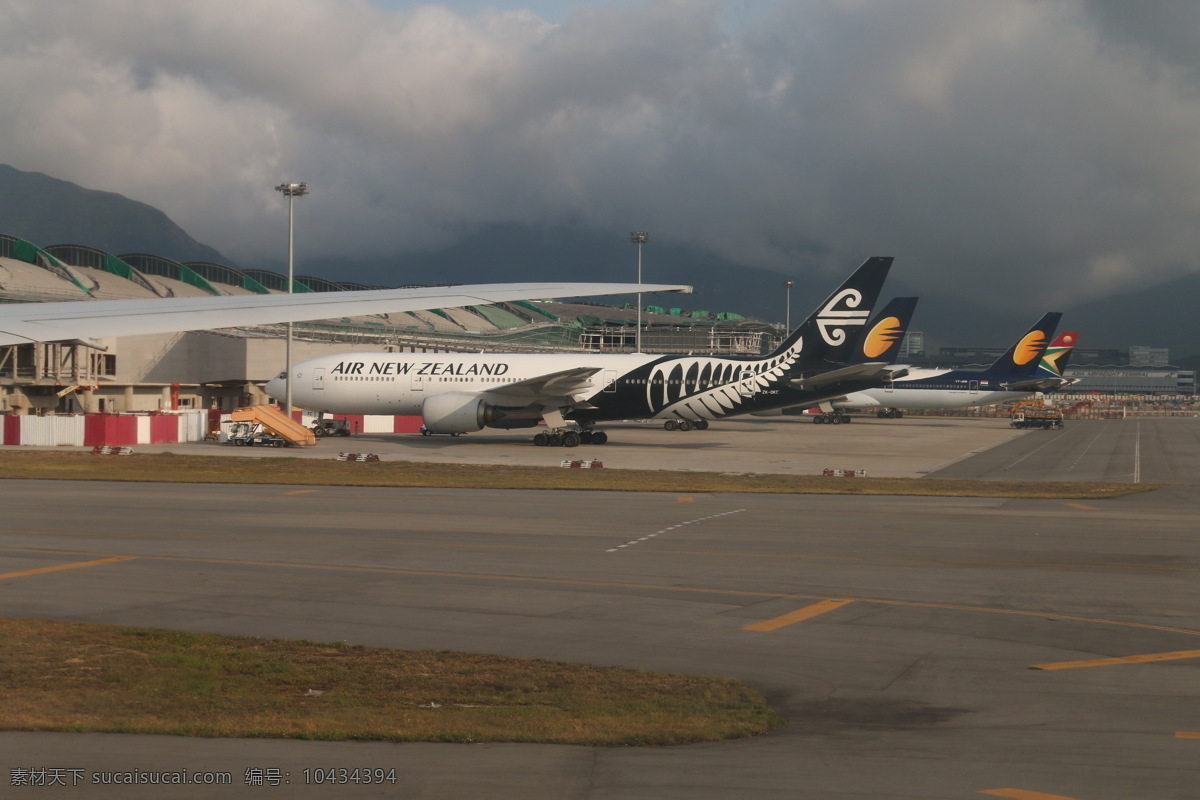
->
<box><xmin>898</xmin><ymin>331</ymin><xmax>924</xmax><ymax>360</ymax></box>
<box><xmin>1061</xmin><ymin>368</ymin><xmax>1194</xmax><ymax>396</ymax></box>
<box><xmin>1128</xmin><ymin>346</ymin><xmax>1170</xmax><ymax>366</ymax></box>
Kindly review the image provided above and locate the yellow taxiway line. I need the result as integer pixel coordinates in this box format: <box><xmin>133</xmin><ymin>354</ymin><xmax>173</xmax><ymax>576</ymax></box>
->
<box><xmin>0</xmin><ymin>556</ymin><xmax>135</xmax><ymax>581</ymax></box>
<box><xmin>981</xmin><ymin>789</ymin><xmax>1082</xmax><ymax>800</ymax></box>
<box><xmin>1032</xmin><ymin>649</ymin><xmax>1200</xmax><ymax>671</ymax></box>
<box><xmin>743</xmin><ymin>599</ymin><xmax>854</xmax><ymax>632</ymax></box>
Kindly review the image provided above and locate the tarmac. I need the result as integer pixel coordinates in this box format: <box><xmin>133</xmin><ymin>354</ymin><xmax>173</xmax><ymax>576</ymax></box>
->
<box><xmin>48</xmin><ymin>414</ymin><xmax>1029</xmax><ymax>479</ymax></box>
<box><xmin>2</xmin><ymin>416</ymin><xmax>1199</xmax><ymax>799</ymax></box>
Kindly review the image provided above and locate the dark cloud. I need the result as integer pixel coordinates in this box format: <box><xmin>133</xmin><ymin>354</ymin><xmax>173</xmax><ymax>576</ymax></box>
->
<box><xmin>1</xmin><ymin>0</ymin><xmax>1198</xmax><ymax>314</ymax></box>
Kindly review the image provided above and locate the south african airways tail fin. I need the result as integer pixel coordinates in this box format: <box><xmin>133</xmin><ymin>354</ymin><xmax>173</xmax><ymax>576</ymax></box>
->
<box><xmin>1005</xmin><ymin>331</ymin><xmax>1079</xmax><ymax>391</ymax></box>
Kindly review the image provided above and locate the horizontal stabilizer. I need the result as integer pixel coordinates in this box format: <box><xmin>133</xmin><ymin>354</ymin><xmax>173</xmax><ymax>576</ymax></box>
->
<box><xmin>1001</xmin><ymin>376</ymin><xmax>1071</xmax><ymax>392</ymax></box>
<box><xmin>788</xmin><ymin>361</ymin><xmax>901</xmax><ymax>391</ymax></box>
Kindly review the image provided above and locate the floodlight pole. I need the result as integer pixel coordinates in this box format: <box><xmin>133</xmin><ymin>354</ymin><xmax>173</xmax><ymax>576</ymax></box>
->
<box><xmin>782</xmin><ymin>280</ymin><xmax>797</xmax><ymax>335</ymax></box>
<box><xmin>629</xmin><ymin>232</ymin><xmax>649</xmax><ymax>352</ymax></box>
<box><xmin>275</xmin><ymin>181</ymin><xmax>308</xmax><ymax>416</ymax></box>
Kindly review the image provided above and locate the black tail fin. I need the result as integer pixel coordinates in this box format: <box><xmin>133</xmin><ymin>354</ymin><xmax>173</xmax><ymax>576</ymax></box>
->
<box><xmin>847</xmin><ymin>296</ymin><xmax>918</xmax><ymax>365</ymax></box>
<box><xmin>771</xmin><ymin>256</ymin><xmax>894</xmax><ymax>365</ymax></box>
<box><xmin>983</xmin><ymin>312</ymin><xmax>1061</xmax><ymax>377</ymax></box>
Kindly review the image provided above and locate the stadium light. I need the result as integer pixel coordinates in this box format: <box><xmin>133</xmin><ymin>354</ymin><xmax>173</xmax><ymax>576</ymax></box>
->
<box><xmin>629</xmin><ymin>231</ymin><xmax>649</xmax><ymax>352</ymax></box>
<box><xmin>782</xmin><ymin>279</ymin><xmax>797</xmax><ymax>335</ymax></box>
<box><xmin>275</xmin><ymin>182</ymin><xmax>308</xmax><ymax>416</ymax></box>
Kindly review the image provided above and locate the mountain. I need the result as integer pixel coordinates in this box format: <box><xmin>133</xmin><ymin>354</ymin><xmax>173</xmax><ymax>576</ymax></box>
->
<box><xmin>2</xmin><ymin>163</ymin><xmax>1195</xmax><ymax>361</ymax></box>
<box><xmin>317</xmin><ymin>222</ymin><xmax>1048</xmax><ymax>352</ymax></box>
<box><xmin>1053</xmin><ymin>272</ymin><xmax>1200</xmax><ymax>358</ymax></box>
<box><xmin>0</xmin><ymin>164</ymin><xmax>228</xmax><ymax>264</ymax></box>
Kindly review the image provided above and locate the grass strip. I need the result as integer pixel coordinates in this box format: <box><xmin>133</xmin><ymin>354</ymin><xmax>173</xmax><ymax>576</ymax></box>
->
<box><xmin>0</xmin><ymin>618</ymin><xmax>782</xmax><ymax>745</ymax></box>
<box><xmin>0</xmin><ymin>451</ymin><xmax>1156</xmax><ymax>498</ymax></box>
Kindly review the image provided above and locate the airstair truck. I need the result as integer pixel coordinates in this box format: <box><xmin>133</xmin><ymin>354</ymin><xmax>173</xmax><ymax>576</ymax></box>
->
<box><xmin>230</xmin><ymin>406</ymin><xmax>317</xmax><ymax>446</ymax></box>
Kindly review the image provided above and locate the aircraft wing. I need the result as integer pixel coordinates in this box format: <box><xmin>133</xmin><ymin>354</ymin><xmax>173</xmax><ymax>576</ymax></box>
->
<box><xmin>0</xmin><ymin>282</ymin><xmax>692</xmax><ymax>347</ymax></box>
<box><xmin>787</xmin><ymin>362</ymin><xmax>908</xmax><ymax>391</ymax></box>
<box><xmin>491</xmin><ymin>367</ymin><xmax>604</xmax><ymax>400</ymax></box>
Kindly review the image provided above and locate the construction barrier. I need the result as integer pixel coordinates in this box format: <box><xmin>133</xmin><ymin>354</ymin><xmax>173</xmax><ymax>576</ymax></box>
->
<box><xmin>336</xmin><ymin>452</ymin><xmax>380</xmax><ymax>462</ymax></box>
<box><xmin>561</xmin><ymin>460</ymin><xmax>604</xmax><ymax>469</ymax></box>
<box><xmin>91</xmin><ymin>446</ymin><xmax>134</xmax><ymax>455</ymax></box>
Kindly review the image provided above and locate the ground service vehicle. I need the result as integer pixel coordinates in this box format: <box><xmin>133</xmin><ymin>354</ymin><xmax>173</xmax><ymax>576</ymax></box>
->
<box><xmin>311</xmin><ymin>418</ymin><xmax>352</xmax><ymax>437</ymax></box>
<box><xmin>228</xmin><ymin>422</ymin><xmax>290</xmax><ymax>446</ymax></box>
<box><xmin>1010</xmin><ymin>410</ymin><xmax>1064</xmax><ymax>429</ymax></box>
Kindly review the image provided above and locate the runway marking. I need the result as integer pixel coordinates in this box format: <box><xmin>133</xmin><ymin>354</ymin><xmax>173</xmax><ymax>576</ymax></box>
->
<box><xmin>606</xmin><ymin>509</ymin><xmax>745</xmax><ymax>552</ymax></box>
<box><xmin>1031</xmin><ymin>649</ymin><xmax>1200</xmax><ymax>671</ymax></box>
<box><xmin>1175</xmin><ymin>732</ymin><xmax>1200</xmax><ymax>739</ymax></box>
<box><xmin>980</xmin><ymin>790</ymin><xmax>1082</xmax><ymax>800</ymax></box>
<box><xmin>1064</xmin><ymin>503</ymin><xmax>1096</xmax><ymax>511</ymax></box>
<box><xmin>283</xmin><ymin>489</ymin><xmax>319</xmax><ymax>495</ymax></box>
<box><xmin>677</xmin><ymin>496</ymin><xmax>694</xmax><ymax>503</ymax></box>
<box><xmin>0</xmin><ymin>556</ymin><xmax>135</xmax><ymax>581</ymax></box>
<box><xmin>1134</xmin><ymin>421</ymin><xmax>1141</xmax><ymax>484</ymax></box>
<box><xmin>1066</xmin><ymin>425</ymin><xmax>1109</xmax><ymax>475</ymax></box>
<box><xmin>1001</xmin><ymin>430</ymin><xmax>1065</xmax><ymax>471</ymax></box>
<box><xmin>6</xmin><ymin>545</ymin><xmax>1200</xmax><ymax>642</ymax></box>
<box><xmin>742</xmin><ymin>599</ymin><xmax>853</xmax><ymax>631</ymax></box>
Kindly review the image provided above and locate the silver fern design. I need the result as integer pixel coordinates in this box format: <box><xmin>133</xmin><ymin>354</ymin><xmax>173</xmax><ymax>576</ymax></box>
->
<box><xmin>645</xmin><ymin>288</ymin><xmax>870</xmax><ymax>419</ymax></box>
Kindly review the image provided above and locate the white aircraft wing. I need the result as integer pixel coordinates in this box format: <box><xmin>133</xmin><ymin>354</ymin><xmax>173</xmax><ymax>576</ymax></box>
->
<box><xmin>0</xmin><ymin>282</ymin><xmax>691</xmax><ymax>346</ymax></box>
<box><xmin>491</xmin><ymin>367</ymin><xmax>604</xmax><ymax>400</ymax></box>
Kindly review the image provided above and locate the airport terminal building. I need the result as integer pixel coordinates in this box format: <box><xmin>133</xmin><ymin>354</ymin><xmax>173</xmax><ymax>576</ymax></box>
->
<box><xmin>0</xmin><ymin>234</ymin><xmax>777</xmax><ymax>415</ymax></box>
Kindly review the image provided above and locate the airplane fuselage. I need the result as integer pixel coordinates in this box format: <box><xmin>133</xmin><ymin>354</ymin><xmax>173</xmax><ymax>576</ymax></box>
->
<box><xmin>836</xmin><ymin>367</ymin><xmax>1034</xmax><ymax>411</ymax></box>
<box><xmin>273</xmin><ymin>347</ymin><xmax>877</xmax><ymax>432</ymax></box>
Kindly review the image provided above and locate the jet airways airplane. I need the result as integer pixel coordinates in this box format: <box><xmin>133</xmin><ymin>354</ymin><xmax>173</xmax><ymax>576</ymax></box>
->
<box><xmin>766</xmin><ymin>313</ymin><xmax>1073</xmax><ymax>421</ymax></box>
<box><xmin>268</xmin><ymin>257</ymin><xmax>911</xmax><ymax>446</ymax></box>
<box><xmin>0</xmin><ymin>281</ymin><xmax>690</xmax><ymax>346</ymax></box>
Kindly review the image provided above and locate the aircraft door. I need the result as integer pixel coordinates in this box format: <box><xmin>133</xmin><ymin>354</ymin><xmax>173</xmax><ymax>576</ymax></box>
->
<box><xmin>738</xmin><ymin>368</ymin><xmax>756</xmax><ymax>398</ymax></box>
<box><xmin>602</xmin><ymin>369</ymin><xmax>618</xmax><ymax>393</ymax></box>
<box><xmin>312</xmin><ymin>368</ymin><xmax>325</xmax><ymax>391</ymax></box>
<box><xmin>412</xmin><ymin>373</ymin><xmax>427</xmax><ymax>392</ymax></box>
<box><xmin>969</xmin><ymin>380</ymin><xmax>980</xmax><ymax>394</ymax></box>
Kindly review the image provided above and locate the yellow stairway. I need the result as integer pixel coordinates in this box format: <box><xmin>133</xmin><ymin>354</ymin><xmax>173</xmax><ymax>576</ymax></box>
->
<box><xmin>230</xmin><ymin>406</ymin><xmax>316</xmax><ymax>447</ymax></box>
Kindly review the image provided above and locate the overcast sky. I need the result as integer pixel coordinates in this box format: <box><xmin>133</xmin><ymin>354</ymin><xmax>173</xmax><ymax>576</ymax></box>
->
<box><xmin>2</xmin><ymin>0</ymin><xmax>1200</xmax><ymax>312</ymax></box>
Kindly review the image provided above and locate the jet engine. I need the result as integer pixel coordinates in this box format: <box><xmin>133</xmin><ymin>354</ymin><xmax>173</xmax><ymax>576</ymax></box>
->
<box><xmin>420</xmin><ymin>393</ymin><xmax>542</xmax><ymax>433</ymax></box>
<box><xmin>421</xmin><ymin>393</ymin><xmax>491</xmax><ymax>434</ymax></box>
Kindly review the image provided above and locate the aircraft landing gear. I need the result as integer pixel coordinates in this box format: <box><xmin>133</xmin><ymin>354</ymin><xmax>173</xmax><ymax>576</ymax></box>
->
<box><xmin>876</xmin><ymin>409</ymin><xmax>903</xmax><ymax>419</ymax></box>
<box><xmin>812</xmin><ymin>412</ymin><xmax>852</xmax><ymax>424</ymax></box>
<box><xmin>533</xmin><ymin>426</ymin><xmax>608</xmax><ymax>447</ymax></box>
<box><xmin>663</xmin><ymin>418</ymin><xmax>709</xmax><ymax>431</ymax></box>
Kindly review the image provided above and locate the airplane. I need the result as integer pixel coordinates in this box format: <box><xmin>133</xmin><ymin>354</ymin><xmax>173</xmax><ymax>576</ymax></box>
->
<box><xmin>0</xmin><ymin>281</ymin><xmax>692</xmax><ymax>346</ymax></box>
<box><xmin>761</xmin><ymin>313</ymin><xmax>1071</xmax><ymax>421</ymax></box>
<box><xmin>267</xmin><ymin>257</ymin><xmax>912</xmax><ymax>446</ymax></box>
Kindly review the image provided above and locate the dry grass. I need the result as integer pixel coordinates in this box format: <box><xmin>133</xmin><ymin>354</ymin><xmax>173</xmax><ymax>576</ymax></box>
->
<box><xmin>0</xmin><ymin>450</ymin><xmax>1155</xmax><ymax>498</ymax></box>
<box><xmin>0</xmin><ymin>618</ymin><xmax>781</xmax><ymax>745</ymax></box>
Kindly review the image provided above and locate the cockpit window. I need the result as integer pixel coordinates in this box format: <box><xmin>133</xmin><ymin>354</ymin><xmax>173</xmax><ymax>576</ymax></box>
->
<box><xmin>276</xmin><ymin>371</ymin><xmax>287</xmax><ymax>379</ymax></box>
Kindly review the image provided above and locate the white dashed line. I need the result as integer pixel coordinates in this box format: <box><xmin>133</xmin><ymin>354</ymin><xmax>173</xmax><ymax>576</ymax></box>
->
<box><xmin>606</xmin><ymin>509</ymin><xmax>746</xmax><ymax>552</ymax></box>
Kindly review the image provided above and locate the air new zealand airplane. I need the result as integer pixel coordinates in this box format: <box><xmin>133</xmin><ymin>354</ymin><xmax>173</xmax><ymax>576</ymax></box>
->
<box><xmin>268</xmin><ymin>257</ymin><xmax>915</xmax><ymax>446</ymax></box>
